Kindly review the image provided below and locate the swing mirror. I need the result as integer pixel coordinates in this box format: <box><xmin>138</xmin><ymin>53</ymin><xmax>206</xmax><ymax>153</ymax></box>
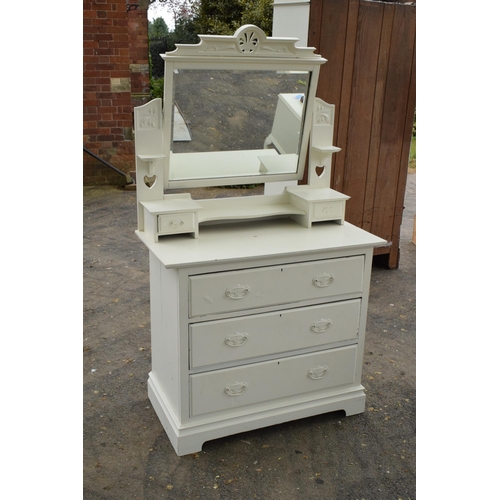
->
<box><xmin>169</xmin><ymin>69</ymin><xmax>310</xmax><ymax>183</ymax></box>
<box><xmin>161</xmin><ymin>25</ymin><xmax>326</xmax><ymax>189</ymax></box>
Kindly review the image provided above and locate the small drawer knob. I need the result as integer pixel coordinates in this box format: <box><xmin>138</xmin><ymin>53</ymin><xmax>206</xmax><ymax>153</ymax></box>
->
<box><xmin>169</xmin><ymin>219</ymin><xmax>185</xmax><ymax>227</ymax></box>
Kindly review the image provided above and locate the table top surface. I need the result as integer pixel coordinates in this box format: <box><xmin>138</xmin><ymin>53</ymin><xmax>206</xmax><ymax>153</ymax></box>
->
<box><xmin>136</xmin><ymin>218</ymin><xmax>387</xmax><ymax>269</ymax></box>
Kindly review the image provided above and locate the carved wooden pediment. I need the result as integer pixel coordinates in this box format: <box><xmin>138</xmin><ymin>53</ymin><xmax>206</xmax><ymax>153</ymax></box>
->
<box><xmin>162</xmin><ymin>25</ymin><xmax>324</xmax><ymax>61</ymax></box>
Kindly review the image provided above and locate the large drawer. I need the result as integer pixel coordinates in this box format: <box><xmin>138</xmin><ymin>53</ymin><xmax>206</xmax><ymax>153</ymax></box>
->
<box><xmin>190</xmin><ymin>345</ymin><xmax>357</xmax><ymax>417</ymax></box>
<box><xmin>190</xmin><ymin>299</ymin><xmax>361</xmax><ymax>369</ymax></box>
<box><xmin>189</xmin><ymin>256</ymin><xmax>364</xmax><ymax>317</ymax></box>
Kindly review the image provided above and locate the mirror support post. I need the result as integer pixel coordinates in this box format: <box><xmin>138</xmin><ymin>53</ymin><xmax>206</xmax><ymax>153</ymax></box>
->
<box><xmin>308</xmin><ymin>98</ymin><xmax>341</xmax><ymax>189</ymax></box>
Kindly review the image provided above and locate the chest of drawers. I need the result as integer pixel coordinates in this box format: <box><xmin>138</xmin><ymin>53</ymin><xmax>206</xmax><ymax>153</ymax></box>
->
<box><xmin>137</xmin><ymin>219</ymin><xmax>385</xmax><ymax>456</ymax></box>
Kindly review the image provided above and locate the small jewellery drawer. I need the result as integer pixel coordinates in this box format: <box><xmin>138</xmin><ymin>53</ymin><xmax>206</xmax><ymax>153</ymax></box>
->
<box><xmin>190</xmin><ymin>345</ymin><xmax>357</xmax><ymax>417</ymax></box>
<box><xmin>190</xmin><ymin>299</ymin><xmax>361</xmax><ymax>368</ymax></box>
<box><xmin>313</xmin><ymin>201</ymin><xmax>344</xmax><ymax>221</ymax></box>
<box><xmin>189</xmin><ymin>256</ymin><xmax>364</xmax><ymax>317</ymax></box>
<box><xmin>158</xmin><ymin>213</ymin><xmax>195</xmax><ymax>235</ymax></box>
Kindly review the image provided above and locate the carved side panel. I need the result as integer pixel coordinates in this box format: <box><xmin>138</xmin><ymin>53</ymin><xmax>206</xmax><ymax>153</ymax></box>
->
<box><xmin>137</xmin><ymin>105</ymin><xmax>160</xmax><ymax>130</ymax></box>
<box><xmin>314</xmin><ymin>100</ymin><xmax>334</xmax><ymax>126</ymax></box>
<box><xmin>134</xmin><ymin>99</ymin><xmax>165</xmax><ymax>229</ymax></box>
<box><xmin>135</xmin><ymin>98</ymin><xmax>163</xmax><ymax>155</ymax></box>
<box><xmin>309</xmin><ymin>98</ymin><xmax>336</xmax><ymax>188</ymax></box>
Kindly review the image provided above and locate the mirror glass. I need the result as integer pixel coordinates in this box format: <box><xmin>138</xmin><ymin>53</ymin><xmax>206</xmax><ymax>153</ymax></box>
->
<box><xmin>170</xmin><ymin>69</ymin><xmax>310</xmax><ymax>182</ymax></box>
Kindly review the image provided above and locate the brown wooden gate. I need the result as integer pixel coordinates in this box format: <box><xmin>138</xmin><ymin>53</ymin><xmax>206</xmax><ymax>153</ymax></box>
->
<box><xmin>308</xmin><ymin>0</ymin><xmax>416</xmax><ymax>268</ymax></box>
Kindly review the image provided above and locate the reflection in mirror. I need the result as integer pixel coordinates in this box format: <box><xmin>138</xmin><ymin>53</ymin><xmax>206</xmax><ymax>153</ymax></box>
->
<box><xmin>169</xmin><ymin>70</ymin><xmax>310</xmax><ymax>182</ymax></box>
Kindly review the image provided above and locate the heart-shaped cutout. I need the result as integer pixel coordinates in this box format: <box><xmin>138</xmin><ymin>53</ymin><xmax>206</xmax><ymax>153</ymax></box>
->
<box><xmin>315</xmin><ymin>166</ymin><xmax>325</xmax><ymax>178</ymax></box>
<box><xmin>144</xmin><ymin>175</ymin><xmax>157</xmax><ymax>188</ymax></box>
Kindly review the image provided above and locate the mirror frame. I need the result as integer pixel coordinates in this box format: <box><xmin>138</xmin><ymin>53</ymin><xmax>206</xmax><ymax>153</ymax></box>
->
<box><xmin>160</xmin><ymin>25</ymin><xmax>327</xmax><ymax>189</ymax></box>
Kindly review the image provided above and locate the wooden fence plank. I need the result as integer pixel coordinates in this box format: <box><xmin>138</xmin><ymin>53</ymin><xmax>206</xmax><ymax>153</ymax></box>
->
<box><xmin>308</xmin><ymin>0</ymin><xmax>323</xmax><ymax>50</ymax></box>
<box><xmin>362</xmin><ymin>2</ymin><xmax>395</xmax><ymax>233</ymax></box>
<box><xmin>331</xmin><ymin>0</ymin><xmax>359</xmax><ymax>193</ymax></box>
<box><xmin>343</xmin><ymin>0</ymin><xmax>384</xmax><ymax>227</ymax></box>
<box><xmin>307</xmin><ymin>0</ymin><xmax>415</xmax><ymax>268</ymax></box>
<box><xmin>371</xmin><ymin>3</ymin><xmax>416</xmax><ymax>250</ymax></box>
<box><xmin>388</xmin><ymin>4</ymin><xmax>416</xmax><ymax>268</ymax></box>
<box><xmin>309</xmin><ymin>0</ymin><xmax>351</xmax><ymax>191</ymax></box>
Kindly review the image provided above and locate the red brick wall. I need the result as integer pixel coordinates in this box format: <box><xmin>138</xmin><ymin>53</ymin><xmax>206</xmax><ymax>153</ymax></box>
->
<box><xmin>83</xmin><ymin>0</ymin><xmax>150</xmax><ymax>185</ymax></box>
<box><xmin>128</xmin><ymin>4</ymin><xmax>151</xmax><ymax>109</ymax></box>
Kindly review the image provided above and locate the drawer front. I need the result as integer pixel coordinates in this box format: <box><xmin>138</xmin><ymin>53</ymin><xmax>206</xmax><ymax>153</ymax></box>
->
<box><xmin>313</xmin><ymin>201</ymin><xmax>344</xmax><ymax>221</ymax></box>
<box><xmin>190</xmin><ymin>299</ymin><xmax>361</xmax><ymax>368</ymax></box>
<box><xmin>190</xmin><ymin>345</ymin><xmax>357</xmax><ymax>417</ymax></box>
<box><xmin>158</xmin><ymin>213</ymin><xmax>195</xmax><ymax>235</ymax></box>
<box><xmin>189</xmin><ymin>256</ymin><xmax>364</xmax><ymax>317</ymax></box>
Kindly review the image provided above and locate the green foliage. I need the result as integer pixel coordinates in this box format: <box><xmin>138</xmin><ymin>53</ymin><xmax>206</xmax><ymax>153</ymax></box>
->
<box><xmin>240</xmin><ymin>0</ymin><xmax>273</xmax><ymax>34</ymax></box>
<box><xmin>195</xmin><ymin>0</ymin><xmax>244</xmax><ymax>34</ymax></box>
<box><xmin>171</xmin><ymin>16</ymin><xmax>200</xmax><ymax>45</ymax></box>
<box><xmin>149</xmin><ymin>17</ymin><xmax>169</xmax><ymax>38</ymax></box>
<box><xmin>409</xmin><ymin>113</ymin><xmax>416</xmax><ymax>171</ymax></box>
<box><xmin>148</xmin><ymin>0</ymin><xmax>274</xmax><ymax>95</ymax></box>
<box><xmin>150</xmin><ymin>77</ymin><xmax>164</xmax><ymax>99</ymax></box>
<box><xmin>195</xmin><ymin>0</ymin><xmax>273</xmax><ymax>35</ymax></box>
<box><xmin>149</xmin><ymin>17</ymin><xmax>199</xmax><ymax>80</ymax></box>
<box><xmin>149</xmin><ymin>37</ymin><xmax>170</xmax><ymax>79</ymax></box>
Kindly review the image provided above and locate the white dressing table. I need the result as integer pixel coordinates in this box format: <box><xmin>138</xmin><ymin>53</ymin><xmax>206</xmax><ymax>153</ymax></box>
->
<box><xmin>134</xmin><ymin>26</ymin><xmax>385</xmax><ymax>455</ymax></box>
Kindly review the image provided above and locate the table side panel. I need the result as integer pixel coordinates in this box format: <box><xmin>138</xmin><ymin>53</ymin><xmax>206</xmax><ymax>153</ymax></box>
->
<box><xmin>149</xmin><ymin>253</ymin><xmax>182</xmax><ymax>420</ymax></box>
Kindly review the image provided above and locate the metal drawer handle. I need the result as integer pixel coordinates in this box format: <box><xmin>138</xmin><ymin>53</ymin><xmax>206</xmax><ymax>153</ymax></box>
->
<box><xmin>311</xmin><ymin>319</ymin><xmax>332</xmax><ymax>333</ymax></box>
<box><xmin>225</xmin><ymin>285</ymin><xmax>250</xmax><ymax>300</ymax></box>
<box><xmin>224</xmin><ymin>332</ymin><xmax>249</xmax><ymax>347</ymax></box>
<box><xmin>307</xmin><ymin>366</ymin><xmax>329</xmax><ymax>380</ymax></box>
<box><xmin>169</xmin><ymin>219</ymin><xmax>184</xmax><ymax>227</ymax></box>
<box><xmin>312</xmin><ymin>274</ymin><xmax>335</xmax><ymax>287</ymax></box>
<box><xmin>224</xmin><ymin>382</ymin><xmax>248</xmax><ymax>396</ymax></box>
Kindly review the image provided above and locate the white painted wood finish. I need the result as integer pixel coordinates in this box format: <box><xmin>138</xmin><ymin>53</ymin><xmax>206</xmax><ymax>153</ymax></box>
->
<box><xmin>134</xmin><ymin>26</ymin><xmax>348</xmax><ymax>240</ymax></box>
<box><xmin>189</xmin><ymin>299</ymin><xmax>361</xmax><ymax>369</ymax></box>
<box><xmin>140</xmin><ymin>220</ymin><xmax>385</xmax><ymax>455</ymax></box>
<box><xmin>190</xmin><ymin>345</ymin><xmax>358</xmax><ymax>417</ymax></box>
<box><xmin>136</xmin><ymin>219</ymin><xmax>382</xmax><ymax>268</ymax></box>
<box><xmin>134</xmin><ymin>26</ymin><xmax>386</xmax><ymax>455</ymax></box>
<box><xmin>188</xmin><ymin>256</ymin><xmax>364</xmax><ymax>317</ymax></box>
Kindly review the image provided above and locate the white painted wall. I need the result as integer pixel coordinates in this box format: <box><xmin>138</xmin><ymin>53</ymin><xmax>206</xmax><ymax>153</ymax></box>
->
<box><xmin>272</xmin><ymin>0</ymin><xmax>310</xmax><ymax>46</ymax></box>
